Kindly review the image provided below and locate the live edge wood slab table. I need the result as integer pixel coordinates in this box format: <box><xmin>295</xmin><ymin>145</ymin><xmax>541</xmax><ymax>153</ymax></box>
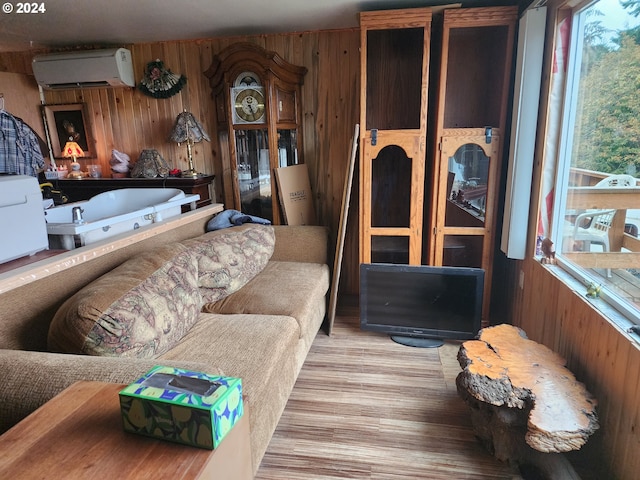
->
<box><xmin>456</xmin><ymin>324</ymin><xmax>599</xmax><ymax>480</ymax></box>
<box><xmin>0</xmin><ymin>381</ymin><xmax>252</xmax><ymax>480</ymax></box>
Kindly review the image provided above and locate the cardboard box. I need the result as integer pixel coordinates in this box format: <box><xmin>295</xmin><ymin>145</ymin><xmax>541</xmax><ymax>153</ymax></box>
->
<box><xmin>119</xmin><ymin>366</ymin><xmax>243</xmax><ymax>449</ymax></box>
<box><xmin>275</xmin><ymin>163</ymin><xmax>317</xmax><ymax>225</ymax></box>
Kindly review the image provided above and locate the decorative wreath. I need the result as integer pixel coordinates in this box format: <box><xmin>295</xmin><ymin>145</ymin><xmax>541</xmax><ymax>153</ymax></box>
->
<box><xmin>138</xmin><ymin>59</ymin><xmax>187</xmax><ymax>99</ymax></box>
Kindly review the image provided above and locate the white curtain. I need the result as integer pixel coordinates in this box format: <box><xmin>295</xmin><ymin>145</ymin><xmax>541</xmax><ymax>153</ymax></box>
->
<box><xmin>538</xmin><ymin>16</ymin><xmax>571</xmax><ymax>252</ymax></box>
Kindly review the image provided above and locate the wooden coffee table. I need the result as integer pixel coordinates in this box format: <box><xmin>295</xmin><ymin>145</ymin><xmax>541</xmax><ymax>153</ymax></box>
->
<box><xmin>0</xmin><ymin>381</ymin><xmax>252</xmax><ymax>480</ymax></box>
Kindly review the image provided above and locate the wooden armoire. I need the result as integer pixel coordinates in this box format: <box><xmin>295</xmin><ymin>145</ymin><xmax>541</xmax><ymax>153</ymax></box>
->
<box><xmin>359</xmin><ymin>6</ymin><xmax>518</xmax><ymax>324</ymax></box>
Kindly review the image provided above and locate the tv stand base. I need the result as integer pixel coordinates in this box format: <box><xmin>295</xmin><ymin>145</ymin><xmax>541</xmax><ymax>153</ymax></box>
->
<box><xmin>390</xmin><ymin>335</ymin><xmax>443</xmax><ymax>348</ymax></box>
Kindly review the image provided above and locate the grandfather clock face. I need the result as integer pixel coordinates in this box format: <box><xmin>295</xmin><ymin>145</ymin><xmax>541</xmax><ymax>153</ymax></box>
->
<box><xmin>232</xmin><ymin>87</ymin><xmax>266</xmax><ymax>124</ymax></box>
<box><xmin>230</xmin><ymin>71</ymin><xmax>265</xmax><ymax>125</ymax></box>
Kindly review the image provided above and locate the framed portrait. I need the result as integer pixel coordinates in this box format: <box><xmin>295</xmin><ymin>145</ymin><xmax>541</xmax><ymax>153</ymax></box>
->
<box><xmin>42</xmin><ymin>103</ymin><xmax>95</xmax><ymax>159</ymax></box>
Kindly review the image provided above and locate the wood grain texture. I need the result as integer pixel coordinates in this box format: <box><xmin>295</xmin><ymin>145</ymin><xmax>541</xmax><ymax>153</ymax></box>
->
<box><xmin>509</xmin><ymin>259</ymin><xmax>640</xmax><ymax>480</ymax></box>
<box><xmin>0</xmin><ymin>72</ymin><xmax>46</xmax><ymax>142</ymax></box>
<box><xmin>0</xmin><ymin>381</ymin><xmax>252</xmax><ymax>480</ymax></box>
<box><xmin>358</xmin><ymin>9</ymin><xmax>431</xmax><ymax>268</ymax></box>
<box><xmin>327</xmin><ymin>124</ymin><xmax>359</xmax><ymax>335</ymax></box>
<box><xmin>457</xmin><ymin>324</ymin><xmax>598</xmax><ymax>453</ymax></box>
<box><xmin>255</xmin><ymin>312</ymin><xmax>521</xmax><ymax>480</ymax></box>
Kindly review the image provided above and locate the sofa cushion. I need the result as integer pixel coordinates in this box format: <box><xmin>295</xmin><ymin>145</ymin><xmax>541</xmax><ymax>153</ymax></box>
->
<box><xmin>201</xmin><ymin>261</ymin><xmax>330</xmax><ymax>340</ymax></box>
<box><xmin>181</xmin><ymin>224</ymin><xmax>275</xmax><ymax>304</ymax></box>
<box><xmin>271</xmin><ymin>225</ymin><xmax>328</xmax><ymax>264</ymax></box>
<box><xmin>48</xmin><ymin>242</ymin><xmax>202</xmax><ymax>358</ymax></box>
<box><xmin>0</xmin><ymin>349</ymin><xmax>218</xmax><ymax>434</ymax></box>
<box><xmin>158</xmin><ymin>312</ymin><xmax>302</xmax><ymax>472</ymax></box>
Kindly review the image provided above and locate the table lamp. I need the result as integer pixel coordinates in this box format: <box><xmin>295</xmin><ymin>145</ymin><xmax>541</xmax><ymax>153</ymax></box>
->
<box><xmin>169</xmin><ymin>111</ymin><xmax>210</xmax><ymax>178</ymax></box>
<box><xmin>62</xmin><ymin>141</ymin><xmax>85</xmax><ymax>179</ymax></box>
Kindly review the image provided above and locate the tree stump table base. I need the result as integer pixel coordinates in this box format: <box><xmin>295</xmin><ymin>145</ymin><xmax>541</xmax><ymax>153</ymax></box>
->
<box><xmin>456</xmin><ymin>324</ymin><xmax>599</xmax><ymax>480</ymax></box>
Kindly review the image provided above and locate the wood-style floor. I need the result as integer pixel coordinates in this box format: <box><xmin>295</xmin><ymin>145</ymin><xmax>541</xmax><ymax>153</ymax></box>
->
<box><xmin>255</xmin><ymin>308</ymin><xmax>522</xmax><ymax>480</ymax></box>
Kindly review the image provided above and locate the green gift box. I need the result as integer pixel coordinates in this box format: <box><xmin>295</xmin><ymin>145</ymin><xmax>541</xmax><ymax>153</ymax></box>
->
<box><xmin>119</xmin><ymin>365</ymin><xmax>243</xmax><ymax>449</ymax></box>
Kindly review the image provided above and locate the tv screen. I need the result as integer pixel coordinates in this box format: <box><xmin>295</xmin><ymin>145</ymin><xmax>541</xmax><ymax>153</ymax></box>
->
<box><xmin>360</xmin><ymin>263</ymin><xmax>484</xmax><ymax>347</ymax></box>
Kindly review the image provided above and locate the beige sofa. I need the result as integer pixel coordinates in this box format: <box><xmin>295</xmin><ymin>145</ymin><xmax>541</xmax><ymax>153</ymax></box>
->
<box><xmin>0</xmin><ymin>221</ymin><xmax>330</xmax><ymax>475</ymax></box>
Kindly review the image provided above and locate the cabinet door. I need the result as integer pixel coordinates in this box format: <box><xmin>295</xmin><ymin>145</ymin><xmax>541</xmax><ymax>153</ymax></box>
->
<box><xmin>234</xmin><ymin>129</ymin><xmax>272</xmax><ymax>219</ymax></box>
<box><xmin>361</xmin><ymin>133</ymin><xmax>425</xmax><ymax>265</ymax></box>
<box><xmin>427</xmin><ymin>7</ymin><xmax>517</xmax><ymax>325</ymax></box>
<box><xmin>432</xmin><ymin>128</ymin><xmax>500</xmax><ymax>322</ymax></box>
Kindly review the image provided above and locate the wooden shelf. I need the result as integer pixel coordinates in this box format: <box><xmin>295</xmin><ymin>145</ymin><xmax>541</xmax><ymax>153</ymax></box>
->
<box><xmin>359</xmin><ymin>7</ymin><xmax>432</xmax><ymax>266</ymax></box>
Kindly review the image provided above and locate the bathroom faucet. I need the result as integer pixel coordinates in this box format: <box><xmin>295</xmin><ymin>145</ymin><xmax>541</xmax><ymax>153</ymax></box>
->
<box><xmin>72</xmin><ymin>206</ymin><xmax>84</xmax><ymax>224</ymax></box>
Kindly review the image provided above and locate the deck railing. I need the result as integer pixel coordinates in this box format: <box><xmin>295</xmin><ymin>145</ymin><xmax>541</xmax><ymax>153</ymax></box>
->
<box><xmin>563</xmin><ymin>169</ymin><xmax>639</xmax><ymax>305</ymax></box>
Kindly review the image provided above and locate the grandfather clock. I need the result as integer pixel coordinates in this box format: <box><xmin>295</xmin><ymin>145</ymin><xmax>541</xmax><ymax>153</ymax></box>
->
<box><xmin>205</xmin><ymin>43</ymin><xmax>307</xmax><ymax>224</ymax></box>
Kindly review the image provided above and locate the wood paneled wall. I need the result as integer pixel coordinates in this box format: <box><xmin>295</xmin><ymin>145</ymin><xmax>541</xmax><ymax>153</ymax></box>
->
<box><xmin>0</xmin><ymin>30</ymin><xmax>362</xmax><ymax>294</ymax></box>
<box><xmin>510</xmin><ymin>259</ymin><xmax>640</xmax><ymax>480</ymax></box>
<box><xmin>0</xmin><ymin>72</ymin><xmax>45</xmax><ymax>141</ymax></box>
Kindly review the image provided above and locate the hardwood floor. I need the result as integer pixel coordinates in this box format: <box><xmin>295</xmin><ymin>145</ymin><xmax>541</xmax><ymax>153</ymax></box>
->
<box><xmin>255</xmin><ymin>309</ymin><xmax>522</xmax><ymax>479</ymax></box>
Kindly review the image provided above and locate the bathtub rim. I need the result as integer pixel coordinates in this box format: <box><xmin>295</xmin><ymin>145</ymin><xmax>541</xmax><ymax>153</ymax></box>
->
<box><xmin>45</xmin><ymin>192</ymin><xmax>200</xmax><ymax>236</ymax></box>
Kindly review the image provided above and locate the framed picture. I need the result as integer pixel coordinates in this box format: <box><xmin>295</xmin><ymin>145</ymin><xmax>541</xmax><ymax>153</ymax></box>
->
<box><xmin>42</xmin><ymin>103</ymin><xmax>95</xmax><ymax>159</ymax></box>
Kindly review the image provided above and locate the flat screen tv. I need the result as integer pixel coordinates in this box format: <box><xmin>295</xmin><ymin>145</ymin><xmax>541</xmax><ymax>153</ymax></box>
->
<box><xmin>360</xmin><ymin>263</ymin><xmax>484</xmax><ymax>348</ymax></box>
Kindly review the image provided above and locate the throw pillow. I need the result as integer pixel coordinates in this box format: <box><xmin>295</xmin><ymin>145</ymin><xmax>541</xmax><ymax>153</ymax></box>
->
<box><xmin>48</xmin><ymin>242</ymin><xmax>202</xmax><ymax>358</ymax></box>
<box><xmin>181</xmin><ymin>224</ymin><xmax>275</xmax><ymax>304</ymax></box>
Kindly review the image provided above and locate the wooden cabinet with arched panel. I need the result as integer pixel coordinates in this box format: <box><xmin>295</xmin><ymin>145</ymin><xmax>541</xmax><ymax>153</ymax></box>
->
<box><xmin>427</xmin><ymin>7</ymin><xmax>517</xmax><ymax>324</ymax></box>
<box><xmin>358</xmin><ymin>8</ymin><xmax>432</xmax><ymax>266</ymax></box>
<box><xmin>431</xmin><ymin>129</ymin><xmax>500</xmax><ymax>290</ymax></box>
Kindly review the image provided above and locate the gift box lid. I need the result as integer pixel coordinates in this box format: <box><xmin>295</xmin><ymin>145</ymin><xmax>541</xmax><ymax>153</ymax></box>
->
<box><xmin>119</xmin><ymin>365</ymin><xmax>242</xmax><ymax>409</ymax></box>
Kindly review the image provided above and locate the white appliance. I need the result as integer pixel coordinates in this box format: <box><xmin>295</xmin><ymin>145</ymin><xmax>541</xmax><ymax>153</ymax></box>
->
<box><xmin>0</xmin><ymin>175</ymin><xmax>49</xmax><ymax>264</ymax></box>
<box><xmin>32</xmin><ymin>48</ymin><xmax>135</xmax><ymax>89</ymax></box>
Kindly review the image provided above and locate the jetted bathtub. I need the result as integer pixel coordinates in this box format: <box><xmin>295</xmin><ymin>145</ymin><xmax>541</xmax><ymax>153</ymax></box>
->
<box><xmin>45</xmin><ymin>188</ymin><xmax>200</xmax><ymax>250</ymax></box>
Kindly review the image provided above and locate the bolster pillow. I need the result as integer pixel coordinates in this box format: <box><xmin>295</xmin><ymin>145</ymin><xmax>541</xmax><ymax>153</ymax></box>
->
<box><xmin>181</xmin><ymin>224</ymin><xmax>275</xmax><ymax>305</ymax></box>
<box><xmin>48</xmin><ymin>242</ymin><xmax>202</xmax><ymax>358</ymax></box>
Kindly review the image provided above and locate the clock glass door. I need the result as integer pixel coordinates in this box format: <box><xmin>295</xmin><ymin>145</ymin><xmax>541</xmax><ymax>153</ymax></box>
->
<box><xmin>234</xmin><ymin>129</ymin><xmax>272</xmax><ymax>220</ymax></box>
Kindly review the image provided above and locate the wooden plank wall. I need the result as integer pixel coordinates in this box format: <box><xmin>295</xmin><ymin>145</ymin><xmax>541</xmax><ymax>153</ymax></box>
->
<box><xmin>508</xmin><ymin>252</ymin><xmax>640</xmax><ymax>480</ymax></box>
<box><xmin>0</xmin><ymin>72</ymin><xmax>46</xmax><ymax>141</ymax></box>
<box><xmin>0</xmin><ymin>30</ymin><xmax>362</xmax><ymax>295</ymax></box>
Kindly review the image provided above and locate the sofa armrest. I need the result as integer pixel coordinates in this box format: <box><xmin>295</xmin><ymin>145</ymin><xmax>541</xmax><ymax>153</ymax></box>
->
<box><xmin>271</xmin><ymin>225</ymin><xmax>328</xmax><ymax>264</ymax></box>
<box><xmin>0</xmin><ymin>349</ymin><xmax>215</xmax><ymax>434</ymax></box>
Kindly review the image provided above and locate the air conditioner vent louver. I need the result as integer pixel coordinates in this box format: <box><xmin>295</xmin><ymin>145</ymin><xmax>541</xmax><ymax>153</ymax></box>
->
<box><xmin>32</xmin><ymin>48</ymin><xmax>135</xmax><ymax>90</ymax></box>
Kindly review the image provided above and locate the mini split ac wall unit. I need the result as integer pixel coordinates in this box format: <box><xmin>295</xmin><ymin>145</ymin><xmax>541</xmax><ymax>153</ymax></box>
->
<box><xmin>32</xmin><ymin>48</ymin><xmax>135</xmax><ymax>89</ymax></box>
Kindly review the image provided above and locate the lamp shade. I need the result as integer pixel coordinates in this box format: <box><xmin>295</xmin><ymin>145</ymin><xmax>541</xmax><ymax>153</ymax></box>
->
<box><xmin>131</xmin><ymin>149</ymin><xmax>170</xmax><ymax>178</ymax></box>
<box><xmin>169</xmin><ymin>111</ymin><xmax>210</xmax><ymax>144</ymax></box>
<box><xmin>62</xmin><ymin>141</ymin><xmax>84</xmax><ymax>158</ymax></box>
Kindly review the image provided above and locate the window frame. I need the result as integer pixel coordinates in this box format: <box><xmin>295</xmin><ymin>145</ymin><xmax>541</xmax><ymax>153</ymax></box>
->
<box><xmin>548</xmin><ymin>0</ymin><xmax>640</xmax><ymax>326</ymax></box>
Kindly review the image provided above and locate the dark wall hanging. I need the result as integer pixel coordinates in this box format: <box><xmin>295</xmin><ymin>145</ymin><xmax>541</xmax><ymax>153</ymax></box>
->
<box><xmin>138</xmin><ymin>59</ymin><xmax>187</xmax><ymax>99</ymax></box>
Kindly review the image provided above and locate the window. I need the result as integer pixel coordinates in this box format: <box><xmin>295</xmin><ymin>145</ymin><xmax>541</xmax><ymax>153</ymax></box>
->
<box><xmin>547</xmin><ymin>0</ymin><xmax>640</xmax><ymax>322</ymax></box>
